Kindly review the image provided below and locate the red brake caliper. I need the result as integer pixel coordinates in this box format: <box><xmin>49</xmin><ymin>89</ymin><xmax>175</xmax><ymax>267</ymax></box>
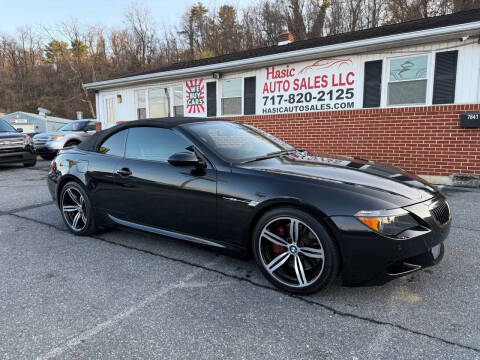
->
<box><xmin>272</xmin><ymin>225</ymin><xmax>285</xmax><ymax>254</ymax></box>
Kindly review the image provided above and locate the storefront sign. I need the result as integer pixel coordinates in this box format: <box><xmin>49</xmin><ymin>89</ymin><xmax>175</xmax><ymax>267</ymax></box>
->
<box><xmin>258</xmin><ymin>58</ymin><xmax>357</xmax><ymax>114</ymax></box>
<box><xmin>184</xmin><ymin>78</ymin><xmax>206</xmax><ymax>117</ymax></box>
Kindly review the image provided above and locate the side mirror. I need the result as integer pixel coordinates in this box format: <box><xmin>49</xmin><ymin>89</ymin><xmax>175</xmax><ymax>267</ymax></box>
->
<box><xmin>16</xmin><ymin>128</ymin><xmax>23</xmax><ymax>133</ymax></box>
<box><xmin>168</xmin><ymin>152</ymin><xmax>205</xmax><ymax>168</ymax></box>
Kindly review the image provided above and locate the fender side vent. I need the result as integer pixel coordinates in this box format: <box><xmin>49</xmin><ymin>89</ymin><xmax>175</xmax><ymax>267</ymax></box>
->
<box><xmin>430</xmin><ymin>201</ymin><xmax>450</xmax><ymax>226</ymax></box>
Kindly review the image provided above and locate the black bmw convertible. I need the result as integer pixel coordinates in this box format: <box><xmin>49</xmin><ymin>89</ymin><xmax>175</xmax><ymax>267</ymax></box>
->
<box><xmin>47</xmin><ymin>118</ymin><xmax>451</xmax><ymax>294</ymax></box>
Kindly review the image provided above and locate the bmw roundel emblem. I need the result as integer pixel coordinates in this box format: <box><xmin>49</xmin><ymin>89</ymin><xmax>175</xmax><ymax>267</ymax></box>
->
<box><xmin>290</xmin><ymin>246</ymin><xmax>297</xmax><ymax>253</ymax></box>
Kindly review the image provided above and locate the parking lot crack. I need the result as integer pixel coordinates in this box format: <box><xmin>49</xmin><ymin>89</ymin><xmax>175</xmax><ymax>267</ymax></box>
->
<box><xmin>36</xmin><ymin>257</ymin><xmax>223</xmax><ymax>360</ymax></box>
<box><xmin>0</xmin><ymin>201</ymin><xmax>54</xmax><ymax>216</ymax></box>
<box><xmin>10</xmin><ymin>213</ymin><xmax>480</xmax><ymax>356</ymax></box>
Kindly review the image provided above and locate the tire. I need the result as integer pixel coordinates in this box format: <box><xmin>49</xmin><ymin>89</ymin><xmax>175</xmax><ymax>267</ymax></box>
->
<box><xmin>59</xmin><ymin>181</ymin><xmax>97</xmax><ymax>236</ymax></box>
<box><xmin>23</xmin><ymin>158</ymin><xmax>37</xmax><ymax>167</ymax></box>
<box><xmin>253</xmin><ymin>207</ymin><xmax>340</xmax><ymax>294</ymax></box>
<box><xmin>41</xmin><ymin>155</ymin><xmax>55</xmax><ymax>160</ymax></box>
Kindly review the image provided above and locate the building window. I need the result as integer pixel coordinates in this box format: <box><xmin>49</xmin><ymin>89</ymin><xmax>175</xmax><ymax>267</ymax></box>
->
<box><xmin>388</xmin><ymin>55</ymin><xmax>428</xmax><ymax>105</ymax></box>
<box><xmin>221</xmin><ymin>78</ymin><xmax>242</xmax><ymax>115</ymax></box>
<box><xmin>149</xmin><ymin>88</ymin><xmax>170</xmax><ymax>118</ymax></box>
<box><xmin>135</xmin><ymin>90</ymin><xmax>147</xmax><ymax>119</ymax></box>
<box><xmin>244</xmin><ymin>77</ymin><xmax>256</xmax><ymax>115</ymax></box>
<box><xmin>172</xmin><ymin>86</ymin><xmax>184</xmax><ymax>116</ymax></box>
<box><xmin>85</xmin><ymin>121</ymin><xmax>97</xmax><ymax>131</ymax></box>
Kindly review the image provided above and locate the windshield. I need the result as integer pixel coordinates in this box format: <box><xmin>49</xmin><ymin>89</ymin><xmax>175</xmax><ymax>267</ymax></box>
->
<box><xmin>184</xmin><ymin>121</ymin><xmax>295</xmax><ymax>162</ymax></box>
<box><xmin>0</xmin><ymin>119</ymin><xmax>15</xmax><ymax>132</ymax></box>
<box><xmin>59</xmin><ymin>121</ymin><xmax>87</xmax><ymax>131</ymax></box>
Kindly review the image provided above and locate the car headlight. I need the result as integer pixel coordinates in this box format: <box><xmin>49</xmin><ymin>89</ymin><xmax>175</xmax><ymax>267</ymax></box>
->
<box><xmin>50</xmin><ymin>135</ymin><xmax>64</xmax><ymax>140</ymax></box>
<box><xmin>355</xmin><ymin>208</ymin><xmax>418</xmax><ymax>237</ymax></box>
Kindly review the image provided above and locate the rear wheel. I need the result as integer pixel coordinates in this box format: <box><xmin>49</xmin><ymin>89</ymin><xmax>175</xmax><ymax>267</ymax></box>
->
<box><xmin>60</xmin><ymin>181</ymin><xmax>96</xmax><ymax>235</ymax></box>
<box><xmin>253</xmin><ymin>207</ymin><xmax>340</xmax><ymax>294</ymax></box>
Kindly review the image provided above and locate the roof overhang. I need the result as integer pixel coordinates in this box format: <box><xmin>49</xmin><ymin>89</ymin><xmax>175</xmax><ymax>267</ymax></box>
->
<box><xmin>84</xmin><ymin>21</ymin><xmax>480</xmax><ymax>91</ymax></box>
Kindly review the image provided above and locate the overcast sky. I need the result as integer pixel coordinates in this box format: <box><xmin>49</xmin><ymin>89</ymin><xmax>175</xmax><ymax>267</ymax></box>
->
<box><xmin>0</xmin><ymin>0</ymin><xmax>253</xmax><ymax>34</ymax></box>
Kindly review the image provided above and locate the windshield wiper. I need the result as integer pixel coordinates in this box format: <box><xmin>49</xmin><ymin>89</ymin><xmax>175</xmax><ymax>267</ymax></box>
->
<box><xmin>241</xmin><ymin>149</ymin><xmax>297</xmax><ymax>164</ymax></box>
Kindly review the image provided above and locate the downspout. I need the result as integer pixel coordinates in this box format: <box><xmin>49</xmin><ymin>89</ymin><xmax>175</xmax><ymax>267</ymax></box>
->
<box><xmin>477</xmin><ymin>38</ymin><xmax>480</xmax><ymax>103</ymax></box>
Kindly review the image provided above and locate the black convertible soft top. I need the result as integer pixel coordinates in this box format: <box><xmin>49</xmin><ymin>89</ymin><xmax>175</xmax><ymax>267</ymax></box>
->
<box><xmin>78</xmin><ymin>117</ymin><xmax>218</xmax><ymax>152</ymax></box>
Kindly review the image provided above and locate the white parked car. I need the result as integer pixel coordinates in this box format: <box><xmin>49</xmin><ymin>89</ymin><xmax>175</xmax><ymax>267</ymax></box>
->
<box><xmin>33</xmin><ymin>120</ymin><xmax>97</xmax><ymax>160</ymax></box>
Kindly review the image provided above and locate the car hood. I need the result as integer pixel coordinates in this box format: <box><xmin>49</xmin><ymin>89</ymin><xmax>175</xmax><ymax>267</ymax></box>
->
<box><xmin>242</xmin><ymin>152</ymin><xmax>438</xmax><ymax>203</ymax></box>
<box><xmin>0</xmin><ymin>132</ymin><xmax>25</xmax><ymax>139</ymax></box>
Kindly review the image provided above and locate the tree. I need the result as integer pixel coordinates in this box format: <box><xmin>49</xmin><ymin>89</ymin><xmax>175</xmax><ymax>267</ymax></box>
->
<box><xmin>387</xmin><ymin>0</ymin><xmax>431</xmax><ymax>23</ymax></box>
<box><xmin>308</xmin><ymin>0</ymin><xmax>329</xmax><ymax>37</ymax></box>
<box><xmin>70</xmin><ymin>40</ymin><xmax>87</xmax><ymax>61</ymax></box>
<box><xmin>200</xmin><ymin>49</ymin><xmax>215</xmax><ymax>58</ymax></box>
<box><xmin>286</xmin><ymin>0</ymin><xmax>307</xmax><ymax>40</ymax></box>
<box><xmin>180</xmin><ymin>2</ymin><xmax>208</xmax><ymax>60</ymax></box>
<box><xmin>261</xmin><ymin>1</ymin><xmax>287</xmax><ymax>44</ymax></box>
<box><xmin>364</xmin><ymin>0</ymin><xmax>387</xmax><ymax>28</ymax></box>
<box><xmin>125</xmin><ymin>2</ymin><xmax>157</xmax><ymax>67</ymax></box>
<box><xmin>286</xmin><ymin>0</ymin><xmax>330</xmax><ymax>40</ymax></box>
<box><xmin>217</xmin><ymin>5</ymin><xmax>241</xmax><ymax>54</ymax></box>
<box><xmin>453</xmin><ymin>0</ymin><xmax>480</xmax><ymax>11</ymax></box>
<box><xmin>45</xmin><ymin>40</ymin><xmax>69</xmax><ymax>64</ymax></box>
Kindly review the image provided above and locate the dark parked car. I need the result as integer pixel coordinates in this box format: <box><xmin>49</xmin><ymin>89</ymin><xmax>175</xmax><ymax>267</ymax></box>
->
<box><xmin>47</xmin><ymin>118</ymin><xmax>451</xmax><ymax>294</ymax></box>
<box><xmin>0</xmin><ymin>119</ymin><xmax>36</xmax><ymax>167</ymax></box>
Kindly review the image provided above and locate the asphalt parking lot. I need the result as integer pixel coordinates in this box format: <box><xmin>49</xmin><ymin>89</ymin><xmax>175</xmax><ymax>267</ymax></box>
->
<box><xmin>0</xmin><ymin>160</ymin><xmax>479</xmax><ymax>359</ymax></box>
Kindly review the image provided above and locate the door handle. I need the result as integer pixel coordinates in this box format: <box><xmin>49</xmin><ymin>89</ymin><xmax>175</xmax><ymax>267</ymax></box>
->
<box><xmin>116</xmin><ymin>168</ymin><xmax>132</xmax><ymax>177</ymax></box>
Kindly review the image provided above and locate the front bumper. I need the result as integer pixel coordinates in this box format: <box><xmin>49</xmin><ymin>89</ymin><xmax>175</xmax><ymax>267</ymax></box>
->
<box><xmin>0</xmin><ymin>148</ymin><xmax>36</xmax><ymax>165</ymax></box>
<box><xmin>328</xmin><ymin>196</ymin><xmax>451</xmax><ymax>286</ymax></box>
<box><xmin>34</xmin><ymin>143</ymin><xmax>60</xmax><ymax>157</ymax></box>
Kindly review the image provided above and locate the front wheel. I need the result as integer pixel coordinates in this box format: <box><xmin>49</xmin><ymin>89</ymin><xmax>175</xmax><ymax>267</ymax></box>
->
<box><xmin>64</xmin><ymin>141</ymin><xmax>80</xmax><ymax>148</ymax></box>
<box><xmin>60</xmin><ymin>181</ymin><xmax>96</xmax><ymax>235</ymax></box>
<box><xmin>253</xmin><ymin>207</ymin><xmax>340</xmax><ymax>294</ymax></box>
<box><xmin>23</xmin><ymin>158</ymin><xmax>37</xmax><ymax>167</ymax></box>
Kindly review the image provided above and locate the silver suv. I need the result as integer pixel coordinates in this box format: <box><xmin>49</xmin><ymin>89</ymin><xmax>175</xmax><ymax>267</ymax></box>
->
<box><xmin>33</xmin><ymin>120</ymin><xmax>97</xmax><ymax>160</ymax></box>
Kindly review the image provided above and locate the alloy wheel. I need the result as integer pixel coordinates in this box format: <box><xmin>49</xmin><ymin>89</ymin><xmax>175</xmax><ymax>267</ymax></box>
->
<box><xmin>258</xmin><ymin>217</ymin><xmax>325</xmax><ymax>288</ymax></box>
<box><xmin>61</xmin><ymin>186</ymin><xmax>88</xmax><ymax>232</ymax></box>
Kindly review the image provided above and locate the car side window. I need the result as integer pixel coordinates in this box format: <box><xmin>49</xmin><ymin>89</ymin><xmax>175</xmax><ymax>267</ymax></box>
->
<box><xmin>125</xmin><ymin>127</ymin><xmax>193</xmax><ymax>163</ymax></box>
<box><xmin>97</xmin><ymin>130</ymin><xmax>127</xmax><ymax>157</ymax></box>
<box><xmin>85</xmin><ymin>122</ymin><xmax>97</xmax><ymax>131</ymax></box>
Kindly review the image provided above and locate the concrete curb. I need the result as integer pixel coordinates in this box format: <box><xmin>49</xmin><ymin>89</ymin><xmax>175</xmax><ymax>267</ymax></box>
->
<box><xmin>452</xmin><ymin>174</ymin><xmax>480</xmax><ymax>188</ymax></box>
<box><xmin>420</xmin><ymin>174</ymin><xmax>480</xmax><ymax>188</ymax></box>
